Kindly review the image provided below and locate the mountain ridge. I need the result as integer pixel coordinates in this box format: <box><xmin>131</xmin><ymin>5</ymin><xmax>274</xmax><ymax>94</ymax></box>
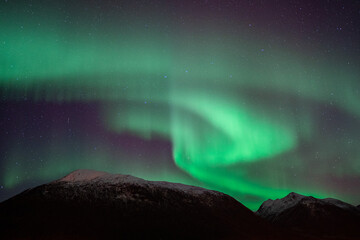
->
<box><xmin>0</xmin><ymin>169</ymin><xmax>287</xmax><ymax>240</ymax></box>
<box><xmin>1</xmin><ymin>169</ymin><xmax>358</xmax><ymax>239</ymax></box>
<box><xmin>256</xmin><ymin>192</ymin><xmax>360</xmax><ymax>239</ymax></box>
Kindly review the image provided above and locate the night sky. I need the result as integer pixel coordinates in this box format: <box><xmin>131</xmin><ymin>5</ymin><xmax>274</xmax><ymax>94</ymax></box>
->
<box><xmin>1</xmin><ymin>0</ymin><xmax>359</xmax><ymax>210</ymax></box>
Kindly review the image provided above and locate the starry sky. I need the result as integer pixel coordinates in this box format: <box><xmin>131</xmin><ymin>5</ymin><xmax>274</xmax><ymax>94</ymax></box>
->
<box><xmin>1</xmin><ymin>0</ymin><xmax>359</xmax><ymax>210</ymax></box>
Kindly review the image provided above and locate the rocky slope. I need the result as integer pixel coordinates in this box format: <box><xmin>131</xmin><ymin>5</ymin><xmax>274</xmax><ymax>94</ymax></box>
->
<box><xmin>256</xmin><ymin>192</ymin><xmax>360</xmax><ymax>239</ymax></box>
<box><xmin>0</xmin><ymin>169</ymin><xmax>288</xmax><ymax>240</ymax></box>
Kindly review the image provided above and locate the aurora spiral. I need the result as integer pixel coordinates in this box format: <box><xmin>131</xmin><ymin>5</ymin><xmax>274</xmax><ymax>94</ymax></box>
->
<box><xmin>1</xmin><ymin>0</ymin><xmax>359</xmax><ymax>210</ymax></box>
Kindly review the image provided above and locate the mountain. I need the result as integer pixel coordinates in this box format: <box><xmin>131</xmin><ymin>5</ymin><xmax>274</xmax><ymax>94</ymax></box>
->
<box><xmin>256</xmin><ymin>192</ymin><xmax>360</xmax><ymax>239</ymax></box>
<box><xmin>0</xmin><ymin>169</ymin><xmax>290</xmax><ymax>240</ymax></box>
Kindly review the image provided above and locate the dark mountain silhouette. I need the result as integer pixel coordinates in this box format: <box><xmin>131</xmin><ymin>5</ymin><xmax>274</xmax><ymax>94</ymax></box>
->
<box><xmin>0</xmin><ymin>169</ymin><xmax>292</xmax><ymax>240</ymax></box>
<box><xmin>256</xmin><ymin>192</ymin><xmax>360</xmax><ymax>239</ymax></box>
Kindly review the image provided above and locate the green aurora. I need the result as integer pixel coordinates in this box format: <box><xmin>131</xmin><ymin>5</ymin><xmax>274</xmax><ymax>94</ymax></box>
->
<box><xmin>1</xmin><ymin>1</ymin><xmax>359</xmax><ymax>210</ymax></box>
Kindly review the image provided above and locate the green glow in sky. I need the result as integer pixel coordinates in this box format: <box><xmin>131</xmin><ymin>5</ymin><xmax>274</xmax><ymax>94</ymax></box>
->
<box><xmin>1</xmin><ymin>3</ymin><xmax>359</xmax><ymax>210</ymax></box>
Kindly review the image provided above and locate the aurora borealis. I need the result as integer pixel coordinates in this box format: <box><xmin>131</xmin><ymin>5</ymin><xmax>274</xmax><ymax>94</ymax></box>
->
<box><xmin>1</xmin><ymin>0</ymin><xmax>359</xmax><ymax>210</ymax></box>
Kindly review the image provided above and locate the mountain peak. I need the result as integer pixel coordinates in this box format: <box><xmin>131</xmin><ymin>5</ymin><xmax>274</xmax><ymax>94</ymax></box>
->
<box><xmin>58</xmin><ymin>169</ymin><xmax>110</xmax><ymax>182</ymax></box>
<box><xmin>286</xmin><ymin>192</ymin><xmax>305</xmax><ymax>199</ymax></box>
<box><xmin>256</xmin><ymin>192</ymin><xmax>360</xmax><ymax>238</ymax></box>
<box><xmin>256</xmin><ymin>192</ymin><xmax>306</xmax><ymax>220</ymax></box>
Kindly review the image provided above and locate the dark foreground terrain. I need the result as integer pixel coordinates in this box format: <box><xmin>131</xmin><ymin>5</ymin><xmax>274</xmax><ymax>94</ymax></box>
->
<box><xmin>0</xmin><ymin>169</ymin><xmax>358</xmax><ymax>239</ymax></box>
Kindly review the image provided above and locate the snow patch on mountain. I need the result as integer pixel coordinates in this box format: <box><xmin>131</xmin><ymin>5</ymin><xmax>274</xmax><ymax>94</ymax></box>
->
<box><xmin>256</xmin><ymin>192</ymin><xmax>360</xmax><ymax>220</ymax></box>
<box><xmin>55</xmin><ymin>169</ymin><xmax>222</xmax><ymax>196</ymax></box>
<box><xmin>322</xmin><ymin>198</ymin><xmax>360</xmax><ymax>212</ymax></box>
<box><xmin>57</xmin><ymin>169</ymin><xmax>110</xmax><ymax>182</ymax></box>
<box><xmin>256</xmin><ymin>192</ymin><xmax>306</xmax><ymax>219</ymax></box>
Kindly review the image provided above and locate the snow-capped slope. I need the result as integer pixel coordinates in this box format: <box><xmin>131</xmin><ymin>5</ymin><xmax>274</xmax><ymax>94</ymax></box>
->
<box><xmin>256</xmin><ymin>192</ymin><xmax>306</xmax><ymax>220</ymax></box>
<box><xmin>322</xmin><ymin>198</ymin><xmax>360</xmax><ymax>212</ymax></box>
<box><xmin>257</xmin><ymin>192</ymin><xmax>360</xmax><ymax>220</ymax></box>
<box><xmin>56</xmin><ymin>169</ymin><xmax>223</xmax><ymax>197</ymax></box>
<box><xmin>56</xmin><ymin>169</ymin><xmax>110</xmax><ymax>182</ymax></box>
<box><xmin>256</xmin><ymin>192</ymin><xmax>360</xmax><ymax>239</ymax></box>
